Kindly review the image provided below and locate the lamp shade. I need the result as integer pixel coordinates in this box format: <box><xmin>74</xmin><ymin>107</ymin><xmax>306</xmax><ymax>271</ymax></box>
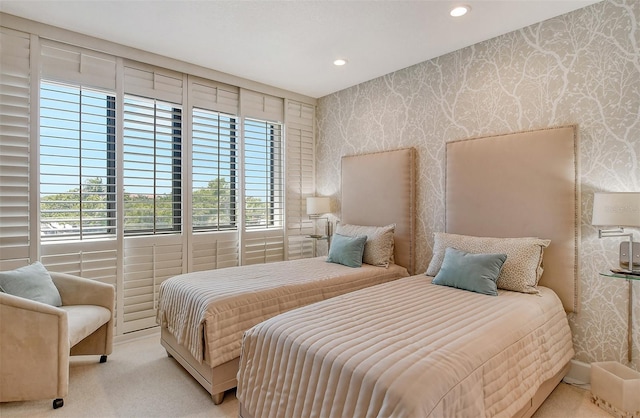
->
<box><xmin>306</xmin><ymin>197</ymin><xmax>331</xmax><ymax>215</ymax></box>
<box><xmin>592</xmin><ymin>192</ymin><xmax>640</xmax><ymax>226</ymax></box>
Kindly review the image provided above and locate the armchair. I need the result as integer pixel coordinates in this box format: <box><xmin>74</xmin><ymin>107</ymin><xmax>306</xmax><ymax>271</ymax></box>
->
<box><xmin>0</xmin><ymin>271</ymin><xmax>114</xmax><ymax>409</ymax></box>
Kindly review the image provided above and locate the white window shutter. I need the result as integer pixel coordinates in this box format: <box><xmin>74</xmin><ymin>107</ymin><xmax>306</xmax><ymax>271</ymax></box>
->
<box><xmin>285</xmin><ymin>101</ymin><xmax>316</xmax><ymax>259</ymax></box>
<box><xmin>240</xmin><ymin>89</ymin><xmax>285</xmax><ymax>264</ymax></box>
<box><xmin>39</xmin><ymin>82</ymin><xmax>117</xmax><ymax>239</ymax></box>
<box><xmin>40</xmin><ymin>40</ymin><xmax>116</xmax><ymax>90</ymax></box>
<box><xmin>122</xmin><ymin>96</ymin><xmax>183</xmax><ymax>235</ymax></box>
<box><xmin>122</xmin><ymin>62</ymin><xmax>185</xmax><ymax>333</ymax></box>
<box><xmin>40</xmin><ymin>240</ymin><xmax>119</xmax><ymax>331</ymax></box>
<box><xmin>243</xmin><ymin>229</ymin><xmax>285</xmax><ymax>265</ymax></box>
<box><xmin>241</xmin><ymin>89</ymin><xmax>284</xmax><ymax>122</ymax></box>
<box><xmin>0</xmin><ymin>28</ymin><xmax>31</xmax><ymax>269</ymax></box>
<box><xmin>124</xmin><ymin>63</ymin><xmax>183</xmax><ymax>104</ymax></box>
<box><xmin>190</xmin><ymin>76</ymin><xmax>239</xmax><ymax>115</ymax></box>
<box><xmin>123</xmin><ymin>235</ymin><xmax>183</xmax><ymax>333</ymax></box>
<box><xmin>191</xmin><ymin>231</ymin><xmax>239</xmax><ymax>272</ymax></box>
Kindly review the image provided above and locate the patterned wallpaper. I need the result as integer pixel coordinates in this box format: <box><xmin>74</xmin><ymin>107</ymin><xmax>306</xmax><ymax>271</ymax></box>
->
<box><xmin>316</xmin><ymin>0</ymin><xmax>640</xmax><ymax>370</ymax></box>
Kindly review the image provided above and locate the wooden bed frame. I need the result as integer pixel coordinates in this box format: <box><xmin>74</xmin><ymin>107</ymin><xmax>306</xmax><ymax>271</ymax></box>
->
<box><xmin>161</xmin><ymin>147</ymin><xmax>416</xmax><ymax>403</ymax></box>
<box><xmin>445</xmin><ymin>125</ymin><xmax>579</xmax><ymax>417</ymax></box>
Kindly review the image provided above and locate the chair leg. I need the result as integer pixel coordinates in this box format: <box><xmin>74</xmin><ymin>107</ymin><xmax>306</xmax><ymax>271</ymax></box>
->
<box><xmin>100</xmin><ymin>355</ymin><xmax>107</xmax><ymax>363</ymax></box>
<box><xmin>53</xmin><ymin>398</ymin><xmax>64</xmax><ymax>409</ymax></box>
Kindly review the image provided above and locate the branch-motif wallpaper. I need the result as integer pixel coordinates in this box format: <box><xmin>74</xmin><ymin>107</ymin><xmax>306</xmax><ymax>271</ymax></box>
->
<box><xmin>316</xmin><ymin>0</ymin><xmax>640</xmax><ymax>370</ymax></box>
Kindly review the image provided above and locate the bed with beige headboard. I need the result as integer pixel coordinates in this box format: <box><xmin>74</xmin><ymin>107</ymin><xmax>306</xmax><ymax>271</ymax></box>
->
<box><xmin>157</xmin><ymin>147</ymin><xmax>416</xmax><ymax>404</ymax></box>
<box><xmin>446</xmin><ymin>125</ymin><xmax>579</xmax><ymax>313</ymax></box>
<box><xmin>341</xmin><ymin>147</ymin><xmax>416</xmax><ymax>275</ymax></box>
<box><xmin>237</xmin><ymin>125</ymin><xmax>579</xmax><ymax>418</ymax></box>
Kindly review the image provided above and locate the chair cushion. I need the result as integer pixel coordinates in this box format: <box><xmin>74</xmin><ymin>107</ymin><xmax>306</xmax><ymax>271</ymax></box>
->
<box><xmin>61</xmin><ymin>305</ymin><xmax>112</xmax><ymax>347</ymax></box>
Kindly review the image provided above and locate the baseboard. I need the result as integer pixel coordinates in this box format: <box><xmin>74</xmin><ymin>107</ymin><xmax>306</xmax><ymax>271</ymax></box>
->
<box><xmin>563</xmin><ymin>359</ymin><xmax>591</xmax><ymax>387</ymax></box>
<box><xmin>114</xmin><ymin>326</ymin><xmax>160</xmax><ymax>345</ymax></box>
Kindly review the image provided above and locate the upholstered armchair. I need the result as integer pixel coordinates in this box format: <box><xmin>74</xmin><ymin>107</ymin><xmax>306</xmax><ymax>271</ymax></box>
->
<box><xmin>0</xmin><ymin>271</ymin><xmax>115</xmax><ymax>409</ymax></box>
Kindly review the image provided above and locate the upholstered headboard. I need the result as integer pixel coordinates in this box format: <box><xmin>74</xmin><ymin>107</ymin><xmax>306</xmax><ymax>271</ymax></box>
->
<box><xmin>341</xmin><ymin>148</ymin><xmax>416</xmax><ymax>275</ymax></box>
<box><xmin>445</xmin><ymin>126</ymin><xmax>579</xmax><ymax>312</ymax></box>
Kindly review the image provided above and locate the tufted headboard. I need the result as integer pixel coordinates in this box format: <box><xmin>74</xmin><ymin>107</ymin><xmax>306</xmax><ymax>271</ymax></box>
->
<box><xmin>445</xmin><ymin>126</ymin><xmax>579</xmax><ymax>313</ymax></box>
<box><xmin>341</xmin><ymin>148</ymin><xmax>416</xmax><ymax>275</ymax></box>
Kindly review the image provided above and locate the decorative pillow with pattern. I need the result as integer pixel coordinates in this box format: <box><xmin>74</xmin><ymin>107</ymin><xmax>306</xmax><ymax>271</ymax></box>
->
<box><xmin>335</xmin><ymin>223</ymin><xmax>395</xmax><ymax>267</ymax></box>
<box><xmin>426</xmin><ymin>232</ymin><xmax>550</xmax><ymax>294</ymax></box>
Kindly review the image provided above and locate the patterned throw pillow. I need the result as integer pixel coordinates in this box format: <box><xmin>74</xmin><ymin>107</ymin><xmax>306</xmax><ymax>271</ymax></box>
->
<box><xmin>426</xmin><ymin>232</ymin><xmax>550</xmax><ymax>294</ymax></box>
<box><xmin>335</xmin><ymin>223</ymin><xmax>395</xmax><ymax>267</ymax></box>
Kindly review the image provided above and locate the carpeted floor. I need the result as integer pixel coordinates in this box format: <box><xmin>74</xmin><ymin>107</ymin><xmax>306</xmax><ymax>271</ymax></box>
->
<box><xmin>0</xmin><ymin>333</ymin><xmax>612</xmax><ymax>417</ymax></box>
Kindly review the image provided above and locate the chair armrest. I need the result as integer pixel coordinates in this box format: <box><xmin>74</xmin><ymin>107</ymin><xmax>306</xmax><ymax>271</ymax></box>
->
<box><xmin>0</xmin><ymin>292</ymin><xmax>70</xmax><ymax>401</ymax></box>
<box><xmin>0</xmin><ymin>291</ymin><xmax>65</xmax><ymax>317</ymax></box>
<box><xmin>50</xmin><ymin>272</ymin><xmax>115</xmax><ymax>311</ymax></box>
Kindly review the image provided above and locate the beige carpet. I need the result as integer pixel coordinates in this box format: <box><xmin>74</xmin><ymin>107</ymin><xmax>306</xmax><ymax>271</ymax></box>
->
<box><xmin>1</xmin><ymin>334</ymin><xmax>612</xmax><ymax>418</ymax></box>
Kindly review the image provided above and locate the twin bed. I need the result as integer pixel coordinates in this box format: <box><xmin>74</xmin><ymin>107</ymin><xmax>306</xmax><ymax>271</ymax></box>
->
<box><xmin>157</xmin><ymin>148</ymin><xmax>417</xmax><ymax>404</ymax></box>
<box><xmin>236</xmin><ymin>125</ymin><xmax>579</xmax><ymax>418</ymax></box>
<box><xmin>159</xmin><ymin>125</ymin><xmax>579</xmax><ymax>417</ymax></box>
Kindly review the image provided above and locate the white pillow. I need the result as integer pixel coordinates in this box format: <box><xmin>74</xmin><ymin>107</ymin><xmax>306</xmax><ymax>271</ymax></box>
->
<box><xmin>335</xmin><ymin>223</ymin><xmax>395</xmax><ymax>267</ymax></box>
<box><xmin>426</xmin><ymin>232</ymin><xmax>550</xmax><ymax>294</ymax></box>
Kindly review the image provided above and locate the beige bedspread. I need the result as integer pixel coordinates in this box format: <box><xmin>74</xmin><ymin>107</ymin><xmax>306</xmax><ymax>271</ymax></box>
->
<box><xmin>237</xmin><ymin>275</ymin><xmax>574</xmax><ymax>418</ymax></box>
<box><xmin>156</xmin><ymin>257</ymin><xmax>408</xmax><ymax>368</ymax></box>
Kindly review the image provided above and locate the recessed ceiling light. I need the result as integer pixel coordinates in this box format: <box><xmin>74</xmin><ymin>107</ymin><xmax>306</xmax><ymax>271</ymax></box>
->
<box><xmin>333</xmin><ymin>59</ymin><xmax>347</xmax><ymax>66</ymax></box>
<box><xmin>450</xmin><ymin>5</ymin><xmax>470</xmax><ymax>17</ymax></box>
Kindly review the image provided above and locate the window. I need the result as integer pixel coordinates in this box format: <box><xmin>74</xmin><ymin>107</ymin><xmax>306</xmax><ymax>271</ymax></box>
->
<box><xmin>243</xmin><ymin>118</ymin><xmax>283</xmax><ymax>230</ymax></box>
<box><xmin>192</xmin><ymin>108</ymin><xmax>237</xmax><ymax>231</ymax></box>
<box><xmin>122</xmin><ymin>95</ymin><xmax>182</xmax><ymax>235</ymax></box>
<box><xmin>39</xmin><ymin>81</ymin><xmax>116</xmax><ymax>239</ymax></box>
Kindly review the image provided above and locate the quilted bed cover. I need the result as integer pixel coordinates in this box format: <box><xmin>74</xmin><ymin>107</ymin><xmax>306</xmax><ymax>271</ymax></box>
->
<box><xmin>156</xmin><ymin>257</ymin><xmax>408</xmax><ymax>368</ymax></box>
<box><xmin>237</xmin><ymin>275</ymin><xmax>574</xmax><ymax>418</ymax></box>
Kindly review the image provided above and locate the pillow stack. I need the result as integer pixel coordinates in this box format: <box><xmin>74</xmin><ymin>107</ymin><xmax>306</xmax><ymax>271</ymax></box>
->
<box><xmin>326</xmin><ymin>223</ymin><xmax>396</xmax><ymax>268</ymax></box>
<box><xmin>427</xmin><ymin>232</ymin><xmax>550</xmax><ymax>294</ymax></box>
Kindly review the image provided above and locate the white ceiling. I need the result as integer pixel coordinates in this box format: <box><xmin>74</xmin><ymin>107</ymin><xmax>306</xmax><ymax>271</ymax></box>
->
<box><xmin>0</xmin><ymin>1</ymin><xmax>601</xmax><ymax>99</ymax></box>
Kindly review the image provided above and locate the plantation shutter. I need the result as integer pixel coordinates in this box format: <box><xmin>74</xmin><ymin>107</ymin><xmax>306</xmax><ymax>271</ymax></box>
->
<box><xmin>190</xmin><ymin>77</ymin><xmax>239</xmax><ymax>115</ymax></box>
<box><xmin>122</xmin><ymin>62</ymin><xmax>184</xmax><ymax>332</ymax></box>
<box><xmin>0</xmin><ymin>28</ymin><xmax>31</xmax><ymax>270</ymax></box>
<box><xmin>285</xmin><ymin>100</ymin><xmax>315</xmax><ymax>260</ymax></box>
<box><xmin>40</xmin><ymin>240</ymin><xmax>119</xmax><ymax>332</ymax></box>
<box><xmin>122</xmin><ymin>235</ymin><xmax>183</xmax><ymax>332</ymax></box>
<box><xmin>189</xmin><ymin>77</ymin><xmax>240</xmax><ymax>271</ymax></box>
<box><xmin>39</xmin><ymin>81</ymin><xmax>117</xmax><ymax>239</ymax></box>
<box><xmin>240</xmin><ymin>90</ymin><xmax>285</xmax><ymax>265</ymax></box>
<box><xmin>123</xmin><ymin>63</ymin><xmax>182</xmax><ymax>103</ymax></box>
<box><xmin>241</xmin><ymin>89</ymin><xmax>284</xmax><ymax>122</ymax></box>
<box><xmin>37</xmin><ymin>41</ymin><xmax>119</xmax><ymax>281</ymax></box>
<box><xmin>40</xmin><ymin>40</ymin><xmax>116</xmax><ymax>90</ymax></box>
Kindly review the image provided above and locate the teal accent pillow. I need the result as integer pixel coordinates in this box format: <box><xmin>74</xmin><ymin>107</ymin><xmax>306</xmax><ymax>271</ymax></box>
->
<box><xmin>326</xmin><ymin>233</ymin><xmax>368</xmax><ymax>268</ymax></box>
<box><xmin>432</xmin><ymin>247</ymin><xmax>507</xmax><ymax>296</ymax></box>
<box><xmin>0</xmin><ymin>262</ymin><xmax>62</xmax><ymax>306</ymax></box>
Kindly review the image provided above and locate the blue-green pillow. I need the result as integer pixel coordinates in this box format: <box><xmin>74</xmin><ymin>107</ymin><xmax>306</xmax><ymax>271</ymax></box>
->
<box><xmin>432</xmin><ymin>247</ymin><xmax>507</xmax><ymax>296</ymax></box>
<box><xmin>326</xmin><ymin>233</ymin><xmax>367</xmax><ymax>268</ymax></box>
<box><xmin>0</xmin><ymin>262</ymin><xmax>62</xmax><ymax>306</ymax></box>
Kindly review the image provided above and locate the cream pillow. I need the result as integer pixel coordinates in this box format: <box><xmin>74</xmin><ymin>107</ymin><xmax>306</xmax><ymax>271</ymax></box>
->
<box><xmin>425</xmin><ymin>232</ymin><xmax>550</xmax><ymax>294</ymax></box>
<box><xmin>335</xmin><ymin>223</ymin><xmax>395</xmax><ymax>267</ymax></box>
